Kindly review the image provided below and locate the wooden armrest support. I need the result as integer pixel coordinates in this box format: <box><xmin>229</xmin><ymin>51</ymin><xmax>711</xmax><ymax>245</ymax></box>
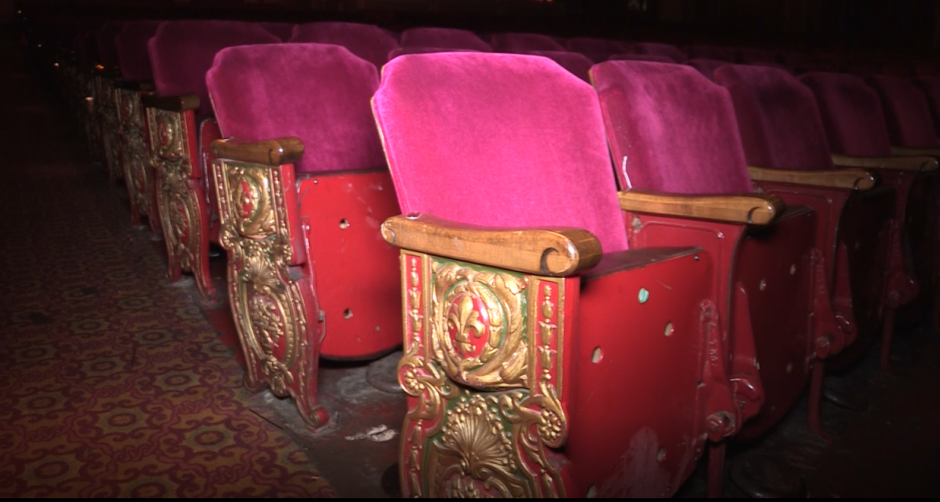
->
<box><xmin>380</xmin><ymin>214</ymin><xmax>602</xmax><ymax>277</ymax></box>
<box><xmin>618</xmin><ymin>189</ymin><xmax>783</xmax><ymax>225</ymax></box>
<box><xmin>890</xmin><ymin>146</ymin><xmax>940</xmax><ymax>157</ymax></box>
<box><xmin>832</xmin><ymin>153</ymin><xmax>938</xmax><ymax>172</ymax></box>
<box><xmin>211</xmin><ymin>137</ymin><xmax>305</xmax><ymax>167</ymax></box>
<box><xmin>140</xmin><ymin>93</ymin><xmax>200</xmax><ymax>112</ymax></box>
<box><xmin>748</xmin><ymin>166</ymin><xmax>876</xmax><ymax>191</ymax></box>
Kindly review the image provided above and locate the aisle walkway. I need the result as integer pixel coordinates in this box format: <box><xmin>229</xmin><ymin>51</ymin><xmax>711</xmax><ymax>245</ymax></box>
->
<box><xmin>0</xmin><ymin>29</ymin><xmax>334</xmax><ymax>498</ymax></box>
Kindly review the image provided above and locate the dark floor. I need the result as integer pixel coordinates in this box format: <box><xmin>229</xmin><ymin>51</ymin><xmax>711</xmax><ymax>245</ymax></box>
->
<box><xmin>5</xmin><ymin>25</ymin><xmax>940</xmax><ymax>497</ymax></box>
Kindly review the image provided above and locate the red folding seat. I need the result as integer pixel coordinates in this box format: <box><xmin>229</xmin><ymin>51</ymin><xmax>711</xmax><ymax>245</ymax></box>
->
<box><xmin>800</xmin><ymin>71</ymin><xmax>938</xmax><ymax>367</ymax></box>
<box><xmin>259</xmin><ymin>21</ymin><xmax>295</xmax><ymax>41</ymax></box>
<box><xmin>143</xmin><ymin>20</ymin><xmax>279</xmax><ymax>302</ymax></box>
<box><xmin>713</xmin><ymin>64</ymin><xmax>889</xmax><ymax>439</ymax></box>
<box><xmin>374</xmin><ymin>52</ymin><xmax>749</xmax><ymax>498</ymax></box>
<box><xmin>399</xmin><ymin>27</ymin><xmax>491</xmax><ymax>52</ymax></box>
<box><xmin>489</xmin><ymin>32</ymin><xmax>565</xmax><ymax>52</ymax></box>
<box><xmin>685</xmin><ymin>58</ymin><xmax>729</xmax><ymax>81</ymax></box>
<box><xmin>289</xmin><ymin>22</ymin><xmax>399</xmax><ymax>68</ymax></box>
<box><xmin>387</xmin><ymin>46</ymin><xmax>482</xmax><ymax>60</ymax></box>
<box><xmin>622</xmin><ymin>41</ymin><xmax>686</xmax><ymax>62</ymax></box>
<box><xmin>566</xmin><ymin>36</ymin><xmax>626</xmax><ymax>62</ymax></box>
<box><xmin>687</xmin><ymin>43</ymin><xmax>734</xmax><ymax>61</ymax></box>
<box><xmin>114</xmin><ymin>20</ymin><xmax>161</xmax><ymax>231</ymax></box>
<box><xmin>608</xmin><ymin>53</ymin><xmax>675</xmax><ymax>63</ymax></box>
<box><xmin>525</xmin><ymin>50</ymin><xmax>593</xmax><ymax>82</ymax></box>
<box><xmin>591</xmin><ymin>60</ymin><xmax>824</xmax><ymax>496</ymax></box>
<box><xmin>205</xmin><ymin>42</ymin><xmax>401</xmax><ymax>428</ymax></box>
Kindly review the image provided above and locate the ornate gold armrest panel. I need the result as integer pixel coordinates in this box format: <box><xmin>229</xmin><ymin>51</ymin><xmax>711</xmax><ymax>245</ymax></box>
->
<box><xmin>748</xmin><ymin>165</ymin><xmax>877</xmax><ymax>191</ymax></box>
<box><xmin>890</xmin><ymin>146</ymin><xmax>940</xmax><ymax>157</ymax></box>
<box><xmin>381</xmin><ymin>214</ymin><xmax>601</xmax><ymax>277</ymax></box>
<box><xmin>618</xmin><ymin>189</ymin><xmax>784</xmax><ymax>225</ymax></box>
<box><xmin>832</xmin><ymin>153</ymin><xmax>939</xmax><ymax>172</ymax></box>
<box><xmin>141</xmin><ymin>92</ymin><xmax>200</xmax><ymax>113</ymax></box>
<box><xmin>212</xmin><ymin>137</ymin><xmax>304</xmax><ymax>167</ymax></box>
<box><xmin>398</xmin><ymin>251</ymin><xmax>568</xmax><ymax>497</ymax></box>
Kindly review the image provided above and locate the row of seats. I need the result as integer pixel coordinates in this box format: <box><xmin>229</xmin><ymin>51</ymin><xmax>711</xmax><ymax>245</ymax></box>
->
<box><xmin>38</xmin><ymin>17</ymin><xmax>940</xmax><ymax>498</ymax></box>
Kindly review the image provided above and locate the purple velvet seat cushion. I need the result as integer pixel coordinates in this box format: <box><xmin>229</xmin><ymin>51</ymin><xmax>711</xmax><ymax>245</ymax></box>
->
<box><xmin>289</xmin><ymin>22</ymin><xmax>399</xmax><ymax>68</ymax></box>
<box><xmin>148</xmin><ymin>20</ymin><xmax>279</xmax><ymax>116</ymax></box>
<box><xmin>913</xmin><ymin>77</ymin><xmax>940</xmax><ymax>139</ymax></box>
<box><xmin>714</xmin><ymin>64</ymin><xmax>834</xmax><ymax>170</ymax></box>
<box><xmin>865</xmin><ymin>75</ymin><xmax>937</xmax><ymax>148</ymax></box>
<box><xmin>610</xmin><ymin>53</ymin><xmax>675</xmax><ymax>64</ymax></box>
<box><xmin>566</xmin><ymin>37</ymin><xmax>627</xmax><ymax>63</ymax></box>
<box><xmin>524</xmin><ymin>50</ymin><xmax>594</xmax><ymax>82</ymax></box>
<box><xmin>399</xmin><ymin>27</ymin><xmax>491</xmax><ymax>52</ymax></box>
<box><xmin>490</xmin><ymin>32</ymin><xmax>565</xmax><ymax>53</ymax></box>
<box><xmin>798</xmin><ymin>72</ymin><xmax>892</xmax><ymax>156</ymax></box>
<box><xmin>625</xmin><ymin>42</ymin><xmax>686</xmax><ymax>63</ymax></box>
<box><xmin>685</xmin><ymin>58</ymin><xmax>728</xmax><ymax>81</ymax></box>
<box><xmin>116</xmin><ymin>20</ymin><xmax>161</xmax><ymax>82</ymax></box>
<box><xmin>591</xmin><ymin>60</ymin><xmax>753</xmax><ymax>195</ymax></box>
<box><xmin>207</xmin><ymin>43</ymin><xmax>385</xmax><ymax>174</ymax></box>
<box><xmin>373</xmin><ymin>53</ymin><xmax>629</xmax><ymax>254</ymax></box>
<box><xmin>260</xmin><ymin>22</ymin><xmax>295</xmax><ymax>41</ymax></box>
<box><xmin>687</xmin><ymin>44</ymin><xmax>734</xmax><ymax>62</ymax></box>
<box><xmin>96</xmin><ymin>22</ymin><xmax>124</xmax><ymax>70</ymax></box>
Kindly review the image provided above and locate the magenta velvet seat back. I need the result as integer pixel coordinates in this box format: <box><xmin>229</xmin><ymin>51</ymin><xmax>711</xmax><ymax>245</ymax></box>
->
<box><xmin>399</xmin><ymin>27</ymin><xmax>491</xmax><ymax>52</ymax></box>
<box><xmin>714</xmin><ymin>64</ymin><xmax>834</xmax><ymax>170</ymax></box>
<box><xmin>96</xmin><ymin>22</ymin><xmax>123</xmax><ymax>71</ymax></box>
<box><xmin>913</xmin><ymin>77</ymin><xmax>940</xmax><ymax>139</ymax></box>
<box><xmin>207</xmin><ymin>43</ymin><xmax>385</xmax><ymax>175</ymax></box>
<box><xmin>148</xmin><ymin>20</ymin><xmax>279</xmax><ymax>116</ymax></box>
<box><xmin>115</xmin><ymin>21</ymin><xmax>161</xmax><ymax>82</ymax></box>
<box><xmin>626</xmin><ymin>42</ymin><xmax>686</xmax><ymax>63</ymax></box>
<box><xmin>610</xmin><ymin>53</ymin><xmax>675</xmax><ymax>64</ymax></box>
<box><xmin>490</xmin><ymin>32</ymin><xmax>565</xmax><ymax>53</ymax></box>
<box><xmin>566</xmin><ymin>37</ymin><xmax>626</xmax><ymax>62</ymax></box>
<box><xmin>685</xmin><ymin>58</ymin><xmax>728</xmax><ymax>81</ymax></box>
<box><xmin>387</xmin><ymin>46</ymin><xmax>481</xmax><ymax>60</ymax></box>
<box><xmin>260</xmin><ymin>22</ymin><xmax>295</xmax><ymax>41</ymax></box>
<box><xmin>865</xmin><ymin>75</ymin><xmax>938</xmax><ymax>148</ymax></box>
<box><xmin>591</xmin><ymin>60</ymin><xmax>753</xmax><ymax>195</ymax></box>
<box><xmin>687</xmin><ymin>44</ymin><xmax>734</xmax><ymax>62</ymax></box>
<box><xmin>289</xmin><ymin>22</ymin><xmax>399</xmax><ymax>68</ymax></box>
<box><xmin>373</xmin><ymin>53</ymin><xmax>629</xmax><ymax>254</ymax></box>
<box><xmin>799</xmin><ymin>72</ymin><xmax>893</xmax><ymax>156</ymax></box>
<box><xmin>526</xmin><ymin>50</ymin><xmax>594</xmax><ymax>82</ymax></box>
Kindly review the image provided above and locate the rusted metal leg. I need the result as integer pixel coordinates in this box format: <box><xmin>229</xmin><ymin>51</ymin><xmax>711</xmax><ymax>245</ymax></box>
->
<box><xmin>807</xmin><ymin>361</ymin><xmax>831</xmax><ymax>444</ymax></box>
<box><xmin>707</xmin><ymin>442</ymin><xmax>726</xmax><ymax>498</ymax></box>
<box><xmin>880</xmin><ymin>307</ymin><xmax>896</xmax><ymax>372</ymax></box>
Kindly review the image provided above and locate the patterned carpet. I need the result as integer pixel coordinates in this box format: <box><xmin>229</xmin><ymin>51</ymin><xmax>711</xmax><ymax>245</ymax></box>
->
<box><xmin>0</xmin><ymin>30</ymin><xmax>334</xmax><ymax>498</ymax></box>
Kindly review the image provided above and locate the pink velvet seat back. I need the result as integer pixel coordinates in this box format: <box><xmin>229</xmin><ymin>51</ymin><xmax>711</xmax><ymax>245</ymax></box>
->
<box><xmin>115</xmin><ymin>20</ymin><xmax>161</xmax><ymax>82</ymax></box>
<box><xmin>490</xmin><ymin>32</ymin><xmax>565</xmax><ymax>53</ymax></box>
<box><xmin>148</xmin><ymin>20</ymin><xmax>279</xmax><ymax>116</ymax></box>
<box><xmin>687</xmin><ymin>44</ymin><xmax>734</xmax><ymax>62</ymax></box>
<box><xmin>913</xmin><ymin>76</ymin><xmax>940</xmax><ymax>139</ymax></box>
<box><xmin>865</xmin><ymin>75</ymin><xmax>938</xmax><ymax>148</ymax></box>
<box><xmin>566</xmin><ymin>37</ymin><xmax>626</xmax><ymax>63</ymax></box>
<box><xmin>798</xmin><ymin>72</ymin><xmax>892</xmax><ymax>156</ymax></box>
<box><xmin>625</xmin><ymin>42</ymin><xmax>686</xmax><ymax>63</ymax></box>
<box><xmin>260</xmin><ymin>22</ymin><xmax>295</xmax><ymax>41</ymax></box>
<box><xmin>685</xmin><ymin>58</ymin><xmax>728</xmax><ymax>81</ymax></box>
<box><xmin>610</xmin><ymin>53</ymin><xmax>674</xmax><ymax>64</ymax></box>
<box><xmin>96</xmin><ymin>22</ymin><xmax>123</xmax><ymax>71</ymax></box>
<box><xmin>591</xmin><ymin>60</ymin><xmax>753</xmax><ymax>195</ymax></box>
<box><xmin>525</xmin><ymin>50</ymin><xmax>593</xmax><ymax>82</ymax></box>
<box><xmin>207</xmin><ymin>43</ymin><xmax>385</xmax><ymax>175</ymax></box>
<box><xmin>289</xmin><ymin>22</ymin><xmax>399</xmax><ymax>68</ymax></box>
<box><xmin>399</xmin><ymin>27</ymin><xmax>491</xmax><ymax>52</ymax></box>
<box><xmin>388</xmin><ymin>46</ymin><xmax>481</xmax><ymax>60</ymax></box>
<box><xmin>373</xmin><ymin>53</ymin><xmax>629</xmax><ymax>254</ymax></box>
<box><xmin>715</xmin><ymin>64</ymin><xmax>834</xmax><ymax>170</ymax></box>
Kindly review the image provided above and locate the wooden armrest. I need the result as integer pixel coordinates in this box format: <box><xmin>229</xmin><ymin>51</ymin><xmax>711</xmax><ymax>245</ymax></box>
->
<box><xmin>890</xmin><ymin>146</ymin><xmax>940</xmax><ymax>157</ymax></box>
<box><xmin>211</xmin><ymin>137</ymin><xmax>304</xmax><ymax>167</ymax></box>
<box><xmin>380</xmin><ymin>214</ymin><xmax>602</xmax><ymax>277</ymax></box>
<box><xmin>618</xmin><ymin>189</ymin><xmax>783</xmax><ymax>225</ymax></box>
<box><xmin>832</xmin><ymin>153</ymin><xmax>938</xmax><ymax>172</ymax></box>
<box><xmin>140</xmin><ymin>93</ymin><xmax>199</xmax><ymax>112</ymax></box>
<box><xmin>748</xmin><ymin>166</ymin><xmax>876</xmax><ymax>191</ymax></box>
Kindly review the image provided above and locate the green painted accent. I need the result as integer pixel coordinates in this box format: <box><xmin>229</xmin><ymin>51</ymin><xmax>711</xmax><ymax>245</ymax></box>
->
<box><xmin>638</xmin><ymin>288</ymin><xmax>650</xmax><ymax>304</ymax></box>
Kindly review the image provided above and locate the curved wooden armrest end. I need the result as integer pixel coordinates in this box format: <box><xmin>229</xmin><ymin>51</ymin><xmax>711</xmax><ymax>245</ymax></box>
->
<box><xmin>211</xmin><ymin>137</ymin><xmax>305</xmax><ymax>167</ymax></box>
<box><xmin>832</xmin><ymin>153</ymin><xmax>938</xmax><ymax>173</ymax></box>
<box><xmin>140</xmin><ymin>92</ymin><xmax>200</xmax><ymax>112</ymax></box>
<box><xmin>381</xmin><ymin>214</ymin><xmax>602</xmax><ymax>277</ymax></box>
<box><xmin>891</xmin><ymin>146</ymin><xmax>940</xmax><ymax>158</ymax></box>
<box><xmin>748</xmin><ymin>166</ymin><xmax>877</xmax><ymax>191</ymax></box>
<box><xmin>618</xmin><ymin>189</ymin><xmax>784</xmax><ymax>225</ymax></box>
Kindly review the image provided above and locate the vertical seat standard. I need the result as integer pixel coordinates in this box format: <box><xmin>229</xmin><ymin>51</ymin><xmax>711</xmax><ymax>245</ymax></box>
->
<box><xmin>289</xmin><ymin>22</ymin><xmax>399</xmax><ymax>68</ymax></box>
<box><xmin>206</xmin><ymin>43</ymin><xmax>402</xmax><ymax>428</ymax></box>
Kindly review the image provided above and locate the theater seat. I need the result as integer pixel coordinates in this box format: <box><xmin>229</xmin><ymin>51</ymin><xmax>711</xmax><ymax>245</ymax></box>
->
<box><xmin>143</xmin><ymin>20</ymin><xmax>279</xmax><ymax>302</ymax></box>
<box><xmin>525</xmin><ymin>50</ymin><xmax>593</xmax><ymax>81</ymax></box>
<box><xmin>289</xmin><ymin>22</ymin><xmax>399</xmax><ymax>68</ymax></box>
<box><xmin>93</xmin><ymin>22</ymin><xmax>124</xmax><ymax>186</ymax></box>
<box><xmin>566</xmin><ymin>36</ymin><xmax>626</xmax><ymax>62</ymax></box>
<box><xmin>259</xmin><ymin>21</ymin><xmax>295</xmax><ymax>41</ymax></box>
<box><xmin>489</xmin><ymin>32</ymin><xmax>565</xmax><ymax>52</ymax></box>
<box><xmin>623</xmin><ymin>41</ymin><xmax>686</xmax><ymax>62</ymax></box>
<box><xmin>399</xmin><ymin>27</ymin><xmax>491</xmax><ymax>51</ymax></box>
<box><xmin>206</xmin><ymin>42</ymin><xmax>402</xmax><ymax>428</ymax></box>
<box><xmin>374</xmin><ymin>52</ymin><xmax>743</xmax><ymax>498</ymax></box>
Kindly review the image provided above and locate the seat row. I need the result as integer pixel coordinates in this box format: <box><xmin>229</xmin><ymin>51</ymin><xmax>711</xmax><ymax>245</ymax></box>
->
<box><xmin>40</xmin><ymin>18</ymin><xmax>940</xmax><ymax>498</ymax></box>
